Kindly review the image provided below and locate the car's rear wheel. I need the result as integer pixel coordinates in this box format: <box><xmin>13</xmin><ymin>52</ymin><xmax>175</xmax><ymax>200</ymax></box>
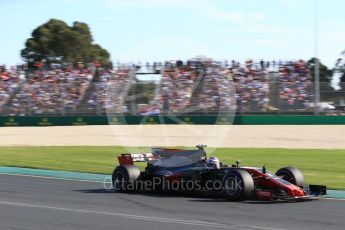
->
<box><xmin>112</xmin><ymin>165</ymin><xmax>141</xmax><ymax>192</ymax></box>
<box><xmin>275</xmin><ymin>167</ymin><xmax>304</xmax><ymax>187</ymax></box>
<box><xmin>222</xmin><ymin>169</ymin><xmax>254</xmax><ymax>201</ymax></box>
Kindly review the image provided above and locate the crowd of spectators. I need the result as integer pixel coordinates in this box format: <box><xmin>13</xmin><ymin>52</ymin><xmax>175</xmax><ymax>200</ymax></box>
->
<box><xmin>145</xmin><ymin>60</ymin><xmax>237</xmax><ymax>115</ymax></box>
<box><xmin>147</xmin><ymin>59</ymin><xmax>313</xmax><ymax>114</ymax></box>
<box><xmin>85</xmin><ymin>69</ymin><xmax>132</xmax><ymax>114</ymax></box>
<box><xmin>150</xmin><ymin>65</ymin><xmax>197</xmax><ymax>114</ymax></box>
<box><xmin>0</xmin><ymin>58</ymin><xmax>319</xmax><ymax>116</ymax></box>
<box><xmin>0</xmin><ymin>68</ymin><xmax>22</xmax><ymax>110</ymax></box>
<box><xmin>198</xmin><ymin>67</ymin><xmax>235</xmax><ymax>114</ymax></box>
<box><xmin>278</xmin><ymin>60</ymin><xmax>312</xmax><ymax>110</ymax></box>
<box><xmin>229</xmin><ymin>59</ymin><xmax>270</xmax><ymax>112</ymax></box>
<box><xmin>0</xmin><ymin>64</ymin><xmax>133</xmax><ymax>116</ymax></box>
<box><xmin>6</xmin><ymin>68</ymin><xmax>93</xmax><ymax>115</ymax></box>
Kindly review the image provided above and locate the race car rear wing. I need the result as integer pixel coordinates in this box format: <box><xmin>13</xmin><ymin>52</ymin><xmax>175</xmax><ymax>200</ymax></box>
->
<box><xmin>117</xmin><ymin>145</ymin><xmax>207</xmax><ymax>165</ymax></box>
<box><xmin>118</xmin><ymin>153</ymin><xmax>155</xmax><ymax>165</ymax></box>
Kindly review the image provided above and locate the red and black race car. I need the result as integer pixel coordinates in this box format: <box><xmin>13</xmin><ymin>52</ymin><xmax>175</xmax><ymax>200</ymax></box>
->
<box><xmin>112</xmin><ymin>145</ymin><xmax>326</xmax><ymax>201</ymax></box>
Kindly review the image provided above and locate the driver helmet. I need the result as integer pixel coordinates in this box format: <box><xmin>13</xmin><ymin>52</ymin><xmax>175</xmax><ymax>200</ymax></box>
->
<box><xmin>206</xmin><ymin>157</ymin><xmax>220</xmax><ymax>169</ymax></box>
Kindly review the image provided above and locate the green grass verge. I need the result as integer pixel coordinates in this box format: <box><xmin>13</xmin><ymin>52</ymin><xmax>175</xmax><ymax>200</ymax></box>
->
<box><xmin>0</xmin><ymin>146</ymin><xmax>344</xmax><ymax>189</ymax></box>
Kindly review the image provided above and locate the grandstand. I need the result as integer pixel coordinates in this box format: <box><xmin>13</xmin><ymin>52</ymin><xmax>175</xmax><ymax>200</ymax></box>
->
<box><xmin>0</xmin><ymin>59</ymin><xmax>344</xmax><ymax>116</ymax></box>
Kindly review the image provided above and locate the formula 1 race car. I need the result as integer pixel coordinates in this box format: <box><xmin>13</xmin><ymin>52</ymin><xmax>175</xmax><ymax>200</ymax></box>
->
<box><xmin>112</xmin><ymin>145</ymin><xmax>326</xmax><ymax>201</ymax></box>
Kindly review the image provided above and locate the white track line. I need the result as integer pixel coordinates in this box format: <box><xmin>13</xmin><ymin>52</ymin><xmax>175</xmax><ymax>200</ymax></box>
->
<box><xmin>0</xmin><ymin>200</ymin><xmax>285</xmax><ymax>230</ymax></box>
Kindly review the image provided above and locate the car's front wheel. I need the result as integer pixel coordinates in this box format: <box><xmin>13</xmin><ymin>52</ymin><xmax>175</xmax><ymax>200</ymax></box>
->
<box><xmin>275</xmin><ymin>167</ymin><xmax>304</xmax><ymax>187</ymax></box>
<box><xmin>222</xmin><ymin>169</ymin><xmax>254</xmax><ymax>201</ymax></box>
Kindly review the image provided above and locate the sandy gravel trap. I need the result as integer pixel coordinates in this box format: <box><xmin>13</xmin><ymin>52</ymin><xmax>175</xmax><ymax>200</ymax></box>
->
<box><xmin>0</xmin><ymin>125</ymin><xmax>344</xmax><ymax>149</ymax></box>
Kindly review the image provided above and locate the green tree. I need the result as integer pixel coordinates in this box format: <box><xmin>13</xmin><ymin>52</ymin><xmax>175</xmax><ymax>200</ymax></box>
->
<box><xmin>21</xmin><ymin>19</ymin><xmax>110</xmax><ymax>67</ymax></box>
<box><xmin>307</xmin><ymin>57</ymin><xmax>333</xmax><ymax>82</ymax></box>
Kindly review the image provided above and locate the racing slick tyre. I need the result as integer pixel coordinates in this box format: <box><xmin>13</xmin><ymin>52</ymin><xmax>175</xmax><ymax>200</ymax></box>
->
<box><xmin>275</xmin><ymin>167</ymin><xmax>304</xmax><ymax>187</ymax></box>
<box><xmin>112</xmin><ymin>165</ymin><xmax>141</xmax><ymax>192</ymax></box>
<box><xmin>222</xmin><ymin>169</ymin><xmax>254</xmax><ymax>201</ymax></box>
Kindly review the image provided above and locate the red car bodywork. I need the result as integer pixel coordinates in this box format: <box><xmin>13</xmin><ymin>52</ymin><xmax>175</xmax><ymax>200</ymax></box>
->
<box><xmin>241</xmin><ymin>167</ymin><xmax>306</xmax><ymax>200</ymax></box>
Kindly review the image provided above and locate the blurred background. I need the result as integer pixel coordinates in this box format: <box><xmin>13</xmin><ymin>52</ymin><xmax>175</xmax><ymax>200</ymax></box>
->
<box><xmin>0</xmin><ymin>0</ymin><xmax>344</xmax><ymax>120</ymax></box>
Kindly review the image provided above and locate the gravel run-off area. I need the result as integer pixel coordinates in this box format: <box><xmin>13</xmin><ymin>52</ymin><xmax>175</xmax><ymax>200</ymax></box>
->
<box><xmin>0</xmin><ymin>125</ymin><xmax>344</xmax><ymax>149</ymax></box>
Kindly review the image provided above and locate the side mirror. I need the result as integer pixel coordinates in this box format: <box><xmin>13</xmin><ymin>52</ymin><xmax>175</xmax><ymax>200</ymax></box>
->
<box><xmin>236</xmin><ymin>160</ymin><xmax>240</xmax><ymax>167</ymax></box>
<box><xmin>262</xmin><ymin>165</ymin><xmax>266</xmax><ymax>174</ymax></box>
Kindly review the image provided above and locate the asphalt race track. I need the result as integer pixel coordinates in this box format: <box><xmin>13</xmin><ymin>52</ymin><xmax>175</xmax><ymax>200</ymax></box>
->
<box><xmin>1</xmin><ymin>174</ymin><xmax>344</xmax><ymax>230</ymax></box>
